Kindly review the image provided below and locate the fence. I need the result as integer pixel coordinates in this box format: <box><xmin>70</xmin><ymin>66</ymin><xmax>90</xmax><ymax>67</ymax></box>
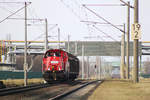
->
<box><xmin>0</xmin><ymin>71</ymin><xmax>42</xmax><ymax>80</ymax></box>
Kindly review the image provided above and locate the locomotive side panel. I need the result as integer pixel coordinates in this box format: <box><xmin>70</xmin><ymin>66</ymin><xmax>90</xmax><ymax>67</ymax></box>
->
<box><xmin>68</xmin><ymin>54</ymin><xmax>79</xmax><ymax>79</ymax></box>
<box><xmin>69</xmin><ymin>58</ymin><xmax>79</xmax><ymax>74</ymax></box>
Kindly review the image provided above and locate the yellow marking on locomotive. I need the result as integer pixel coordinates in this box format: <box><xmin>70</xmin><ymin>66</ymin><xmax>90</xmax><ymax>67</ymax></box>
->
<box><xmin>52</xmin><ymin>66</ymin><xmax>54</xmax><ymax>70</ymax></box>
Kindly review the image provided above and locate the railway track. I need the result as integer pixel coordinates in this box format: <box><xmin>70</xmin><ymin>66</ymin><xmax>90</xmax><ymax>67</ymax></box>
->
<box><xmin>0</xmin><ymin>83</ymin><xmax>51</xmax><ymax>96</ymax></box>
<box><xmin>0</xmin><ymin>80</ymin><xmax>83</xmax><ymax>96</ymax></box>
<box><xmin>0</xmin><ymin>80</ymin><xmax>102</xmax><ymax>100</ymax></box>
<box><xmin>49</xmin><ymin>80</ymin><xmax>102</xmax><ymax>100</ymax></box>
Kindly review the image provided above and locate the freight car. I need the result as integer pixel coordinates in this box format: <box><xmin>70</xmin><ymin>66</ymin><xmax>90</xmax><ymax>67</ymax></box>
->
<box><xmin>42</xmin><ymin>49</ymin><xmax>79</xmax><ymax>82</ymax></box>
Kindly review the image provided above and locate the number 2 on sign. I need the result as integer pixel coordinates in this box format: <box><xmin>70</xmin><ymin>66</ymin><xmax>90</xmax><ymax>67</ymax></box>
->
<box><xmin>134</xmin><ymin>31</ymin><xmax>138</xmax><ymax>38</ymax></box>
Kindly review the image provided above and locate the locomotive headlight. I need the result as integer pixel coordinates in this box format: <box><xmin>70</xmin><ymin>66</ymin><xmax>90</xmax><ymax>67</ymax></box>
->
<box><xmin>58</xmin><ymin>67</ymin><xmax>61</xmax><ymax>71</ymax></box>
<box><xmin>51</xmin><ymin>61</ymin><xmax>58</xmax><ymax>64</ymax></box>
<box><xmin>48</xmin><ymin>67</ymin><xmax>50</xmax><ymax>70</ymax></box>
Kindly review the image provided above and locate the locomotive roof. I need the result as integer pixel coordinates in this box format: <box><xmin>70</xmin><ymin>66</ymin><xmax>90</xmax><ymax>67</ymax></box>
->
<box><xmin>46</xmin><ymin>49</ymin><xmax>64</xmax><ymax>52</ymax></box>
<box><xmin>46</xmin><ymin>49</ymin><xmax>77</xmax><ymax>58</ymax></box>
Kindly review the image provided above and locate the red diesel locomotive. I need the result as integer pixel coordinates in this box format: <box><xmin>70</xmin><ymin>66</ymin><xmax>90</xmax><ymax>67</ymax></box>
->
<box><xmin>42</xmin><ymin>49</ymin><xmax>79</xmax><ymax>82</ymax></box>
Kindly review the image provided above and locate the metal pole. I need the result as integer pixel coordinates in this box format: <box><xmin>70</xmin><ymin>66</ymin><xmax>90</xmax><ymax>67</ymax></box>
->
<box><xmin>24</xmin><ymin>2</ymin><xmax>28</xmax><ymax>86</ymax></box>
<box><xmin>126</xmin><ymin>2</ymin><xmax>130</xmax><ymax>79</ymax></box>
<box><xmin>87</xmin><ymin>56</ymin><xmax>89</xmax><ymax>79</ymax></box>
<box><xmin>124</xmin><ymin>23</ymin><xmax>126</xmax><ymax>68</ymax></box>
<box><xmin>44</xmin><ymin>18</ymin><xmax>48</xmax><ymax>52</ymax></box>
<box><xmin>120</xmin><ymin>25</ymin><xmax>125</xmax><ymax>79</ymax></box>
<box><xmin>75</xmin><ymin>41</ymin><xmax>78</xmax><ymax>55</ymax></box>
<box><xmin>96</xmin><ymin>56</ymin><xmax>99</xmax><ymax>79</ymax></box>
<box><xmin>67</xmin><ymin>35</ymin><xmax>70</xmax><ymax>52</ymax></box>
<box><xmin>98</xmin><ymin>56</ymin><xmax>101</xmax><ymax>80</ymax></box>
<box><xmin>103</xmin><ymin>60</ymin><xmax>105</xmax><ymax>79</ymax></box>
<box><xmin>99</xmin><ymin>57</ymin><xmax>102</xmax><ymax>79</ymax></box>
<box><xmin>58</xmin><ymin>28</ymin><xmax>60</xmax><ymax>49</ymax></box>
<box><xmin>89</xmin><ymin>57</ymin><xmax>91</xmax><ymax>79</ymax></box>
<box><xmin>140</xmin><ymin>55</ymin><xmax>142</xmax><ymax>74</ymax></box>
<box><xmin>109</xmin><ymin>64</ymin><xmax>112</xmax><ymax>78</ymax></box>
<box><xmin>14</xmin><ymin>45</ymin><xmax>17</xmax><ymax>64</ymax></box>
<box><xmin>104</xmin><ymin>62</ymin><xmax>106</xmax><ymax>79</ymax></box>
<box><xmin>8</xmin><ymin>34</ymin><xmax>11</xmax><ymax>63</ymax></box>
<box><xmin>82</xmin><ymin>45</ymin><xmax>84</xmax><ymax>79</ymax></box>
<box><xmin>101</xmin><ymin>57</ymin><xmax>103</xmax><ymax>79</ymax></box>
<box><xmin>133</xmin><ymin>0</ymin><xmax>139</xmax><ymax>83</ymax></box>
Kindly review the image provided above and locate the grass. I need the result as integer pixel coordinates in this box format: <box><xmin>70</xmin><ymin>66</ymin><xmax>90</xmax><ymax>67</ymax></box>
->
<box><xmin>1</xmin><ymin>78</ymin><xmax>44</xmax><ymax>87</ymax></box>
<box><xmin>88</xmin><ymin>79</ymin><xmax>150</xmax><ymax>100</ymax></box>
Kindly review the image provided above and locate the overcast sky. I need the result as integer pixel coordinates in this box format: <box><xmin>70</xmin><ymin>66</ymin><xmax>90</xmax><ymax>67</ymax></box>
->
<box><xmin>0</xmin><ymin>0</ymin><xmax>149</xmax><ymax>42</ymax></box>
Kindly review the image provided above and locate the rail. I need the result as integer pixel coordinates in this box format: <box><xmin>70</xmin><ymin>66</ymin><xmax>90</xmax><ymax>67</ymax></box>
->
<box><xmin>0</xmin><ymin>83</ymin><xmax>50</xmax><ymax>96</ymax></box>
<box><xmin>49</xmin><ymin>80</ymin><xmax>102</xmax><ymax>100</ymax></box>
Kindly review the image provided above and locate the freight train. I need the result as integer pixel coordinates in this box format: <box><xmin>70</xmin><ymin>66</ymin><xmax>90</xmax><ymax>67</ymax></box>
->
<box><xmin>42</xmin><ymin>49</ymin><xmax>79</xmax><ymax>82</ymax></box>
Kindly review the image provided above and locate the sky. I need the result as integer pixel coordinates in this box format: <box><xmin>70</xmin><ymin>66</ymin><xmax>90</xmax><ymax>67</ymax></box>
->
<box><xmin>0</xmin><ymin>0</ymin><xmax>150</xmax><ymax>42</ymax></box>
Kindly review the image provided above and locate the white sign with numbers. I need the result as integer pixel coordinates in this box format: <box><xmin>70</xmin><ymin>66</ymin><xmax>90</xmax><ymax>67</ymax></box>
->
<box><xmin>131</xmin><ymin>23</ymin><xmax>141</xmax><ymax>40</ymax></box>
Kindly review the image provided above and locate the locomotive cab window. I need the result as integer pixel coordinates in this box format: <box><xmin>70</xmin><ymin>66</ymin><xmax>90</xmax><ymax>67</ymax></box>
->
<box><xmin>44</xmin><ymin>51</ymin><xmax>60</xmax><ymax>58</ymax></box>
<box><xmin>44</xmin><ymin>52</ymin><xmax>49</xmax><ymax>58</ymax></box>
<box><xmin>54</xmin><ymin>52</ymin><xmax>60</xmax><ymax>57</ymax></box>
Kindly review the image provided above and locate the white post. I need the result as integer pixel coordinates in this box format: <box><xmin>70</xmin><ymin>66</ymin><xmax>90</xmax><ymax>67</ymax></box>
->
<box><xmin>58</xmin><ymin>28</ymin><xmax>60</xmax><ymax>49</ymax></box>
<box><xmin>44</xmin><ymin>18</ymin><xmax>48</xmax><ymax>52</ymax></box>
<box><xmin>87</xmin><ymin>56</ymin><xmax>89</xmax><ymax>79</ymax></box>
<box><xmin>82</xmin><ymin>45</ymin><xmax>84</xmax><ymax>79</ymax></box>
<box><xmin>75</xmin><ymin>41</ymin><xmax>78</xmax><ymax>55</ymax></box>
<box><xmin>67</xmin><ymin>35</ymin><xmax>70</xmax><ymax>52</ymax></box>
<box><xmin>24</xmin><ymin>2</ymin><xmax>28</xmax><ymax>86</ymax></box>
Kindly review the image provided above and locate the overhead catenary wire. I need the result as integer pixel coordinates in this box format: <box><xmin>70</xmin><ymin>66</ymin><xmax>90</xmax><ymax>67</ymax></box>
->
<box><xmin>92</xmin><ymin>25</ymin><xmax>123</xmax><ymax>55</ymax></box>
<box><xmin>81</xmin><ymin>20</ymin><xmax>124</xmax><ymax>27</ymax></box>
<box><xmin>27</xmin><ymin>5</ymin><xmax>60</xmax><ymax>41</ymax></box>
<box><xmin>0</xmin><ymin>2</ymin><xmax>45</xmax><ymax>36</ymax></box>
<box><xmin>83</xmin><ymin>25</ymin><xmax>106</xmax><ymax>41</ymax></box>
<box><xmin>32</xmin><ymin>24</ymin><xmax>58</xmax><ymax>41</ymax></box>
<box><xmin>0</xmin><ymin>2</ymin><xmax>31</xmax><ymax>24</ymax></box>
<box><xmin>120</xmin><ymin>0</ymin><xmax>134</xmax><ymax>8</ymax></box>
<box><xmin>82</xmin><ymin>4</ymin><xmax>125</xmax><ymax>7</ymax></box>
<box><xmin>5</xmin><ymin>17</ymin><xmax>46</xmax><ymax>41</ymax></box>
<box><xmin>6</xmin><ymin>15</ymin><xmax>58</xmax><ymax>41</ymax></box>
<box><xmin>59</xmin><ymin>0</ymin><xmax>107</xmax><ymax>41</ymax></box>
<box><xmin>59</xmin><ymin>0</ymin><xmax>125</xmax><ymax>42</ymax></box>
<box><xmin>72</xmin><ymin>0</ymin><xmax>106</xmax><ymax>41</ymax></box>
<box><xmin>84</xmin><ymin>5</ymin><xmax>92</xmax><ymax>37</ymax></box>
<box><xmin>60</xmin><ymin>0</ymin><xmax>82</xmax><ymax>20</ymax></box>
<box><xmin>0</xmin><ymin>6</ymin><xmax>23</xmax><ymax>18</ymax></box>
<box><xmin>92</xmin><ymin>25</ymin><xmax>118</xmax><ymax>42</ymax></box>
<box><xmin>92</xmin><ymin>25</ymin><xmax>121</xmax><ymax>57</ymax></box>
<box><xmin>83</xmin><ymin>5</ymin><xmax>125</xmax><ymax>33</ymax></box>
<box><xmin>0</xmin><ymin>1</ymin><xmax>59</xmax><ymax>44</ymax></box>
<box><xmin>7</xmin><ymin>18</ymin><xmax>44</xmax><ymax>21</ymax></box>
<box><xmin>81</xmin><ymin>20</ymin><xmax>123</xmax><ymax>40</ymax></box>
<box><xmin>0</xmin><ymin>2</ymin><xmax>30</xmax><ymax>4</ymax></box>
<box><xmin>27</xmin><ymin>7</ymin><xmax>45</xmax><ymax>33</ymax></box>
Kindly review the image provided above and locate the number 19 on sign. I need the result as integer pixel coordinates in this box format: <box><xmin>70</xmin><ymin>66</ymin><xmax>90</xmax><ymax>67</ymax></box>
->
<box><xmin>131</xmin><ymin>23</ymin><xmax>141</xmax><ymax>40</ymax></box>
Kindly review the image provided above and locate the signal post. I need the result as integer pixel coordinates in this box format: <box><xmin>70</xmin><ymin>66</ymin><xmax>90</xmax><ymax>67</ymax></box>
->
<box><xmin>132</xmin><ymin>0</ymin><xmax>141</xmax><ymax>83</ymax></box>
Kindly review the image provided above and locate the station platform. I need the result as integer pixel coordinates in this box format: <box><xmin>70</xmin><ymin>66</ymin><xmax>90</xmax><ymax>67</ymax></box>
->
<box><xmin>87</xmin><ymin>79</ymin><xmax>150</xmax><ymax>100</ymax></box>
